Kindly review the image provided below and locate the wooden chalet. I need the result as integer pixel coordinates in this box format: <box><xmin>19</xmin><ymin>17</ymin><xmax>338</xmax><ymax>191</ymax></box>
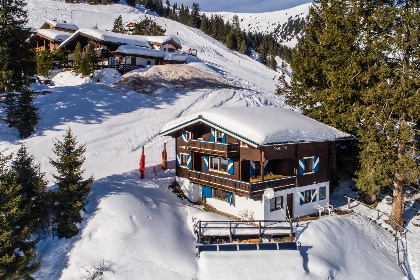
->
<box><xmin>58</xmin><ymin>29</ymin><xmax>186</xmax><ymax>70</ymax></box>
<box><xmin>39</xmin><ymin>20</ymin><xmax>79</xmax><ymax>33</ymax></box>
<box><xmin>160</xmin><ymin>107</ymin><xmax>351</xmax><ymax>221</ymax></box>
<box><xmin>32</xmin><ymin>29</ymin><xmax>73</xmax><ymax>52</ymax></box>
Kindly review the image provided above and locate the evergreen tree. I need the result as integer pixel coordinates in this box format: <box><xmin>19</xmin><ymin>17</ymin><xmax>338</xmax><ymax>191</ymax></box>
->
<box><xmin>36</xmin><ymin>50</ymin><xmax>53</xmax><ymax>78</ymax></box>
<box><xmin>4</xmin><ymin>92</ymin><xmax>18</xmax><ymax>128</ymax></box>
<box><xmin>11</xmin><ymin>145</ymin><xmax>48</xmax><ymax>232</ymax></box>
<box><xmin>14</xmin><ymin>88</ymin><xmax>39</xmax><ymax>139</ymax></box>
<box><xmin>0</xmin><ymin>151</ymin><xmax>40</xmax><ymax>279</ymax></box>
<box><xmin>259</xmin><ymin>41</ymin><xmax>267</xmax><ymax>64</ymax></box>
<box><xmin>131</xmin><ymin>18</ymin><xmax>165</xmax><ymax>36</ymax></box>
<box><xmin>279</xmin><ymin>0</ymin><xmax>420</xmax><ymax>226</ymax></box>
<box><xmin>49</xmin><ymin>128</ymin><xmax>93</xmax><ymax>239</ymax></box>
<box><xmin>112</xmin><ymin>15</ymin><xmax>125</xmax><ymax>33</ymax></box>
<box><xmin>73</xmin><ymin>41</ymin><xmax>82</xmax><ymax>74</ymax></box>
<box><xmin>0</xmin><ymin>0</ymin><xmax>36</xmax><ymax>93</ymax></box>
<box><xmin>225</xmin><ymin>29</ymin><xmax>238</xmax><ymax>50</ymax></box>
<box><xmin>80</xmin><ymin>42</ymin><xmax>96</xmax><ymax>76</ymax></box>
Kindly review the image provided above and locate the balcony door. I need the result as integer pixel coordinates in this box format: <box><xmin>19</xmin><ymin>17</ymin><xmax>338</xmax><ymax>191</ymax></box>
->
<box><xmin>287</xmin><ymin>193</ymin><xmax>294</xmax><ymax>218</ymax></box>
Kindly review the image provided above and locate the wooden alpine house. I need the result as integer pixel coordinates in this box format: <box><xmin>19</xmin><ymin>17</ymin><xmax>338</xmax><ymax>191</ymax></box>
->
<box><xmin>159</xmin><ymin>107</ymin><xmax>351</xmax><ymax>222</ymax></box>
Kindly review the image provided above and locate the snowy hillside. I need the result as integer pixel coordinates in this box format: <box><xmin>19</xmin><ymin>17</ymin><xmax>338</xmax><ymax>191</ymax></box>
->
<box><xmin>0</xmin><ymin>1</ymin><xmax>416</xmax><ymax>279</ymax></box>
<box><xmin>204</xmin><ymin>3</ymin><xmax>311</xmax><ymax>48</ymax></box>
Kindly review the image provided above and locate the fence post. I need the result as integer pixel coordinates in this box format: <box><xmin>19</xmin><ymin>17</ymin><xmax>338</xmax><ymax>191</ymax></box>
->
<box><xmin>290</xmin><ymin>219</ymin><xmax>293</xmax><ymax>242</ymax></box>
<box><xmin>229</xmin><ymin>221</ymin><xmax>233</xmax><ymax>243</ymax></box>
<box><xmin>259</xmin><ymin>221</ymin><xmax>262</xmax><ymax>240</ymax></box>
<box><xmin>347</xmin><ymin>197</ymin><xmax>351</xmax><ymax>209</ymax></box>
<box><xmin>198</xmin><ymin>220</ymin><xmax>202</xmax><ymax>244</ymax></box>
<box><xmin>377</xmin><ymin>209</ymin><xmax>380</xmax><ymax>220</ymax></box>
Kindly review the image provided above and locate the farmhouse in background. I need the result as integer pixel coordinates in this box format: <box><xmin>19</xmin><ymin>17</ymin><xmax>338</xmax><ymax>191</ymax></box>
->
<box><xmin>58</xmin><ymin>28</ymin><xmax>187</xmax><ymax>70</ymax></box>
<box><xmin>32</xmin><ymin>20</ymin><xmax>78</xmax><ymax>52</ymax></box>
<box><xmin>160</xmin><ymin>107</ymin><xmax>351</xmax><ymax>221</ymax></box>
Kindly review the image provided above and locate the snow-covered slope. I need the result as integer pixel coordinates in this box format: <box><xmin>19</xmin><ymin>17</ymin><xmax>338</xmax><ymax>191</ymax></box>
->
<box><xmin>0</xmin><ymin>1</ymin><xmax>414</xmax><ymax>279</ymax></box>
<box><xmin>203</xmin><ymin>3</ymin><xmax>311</xmax><ymax>48</ymax></box>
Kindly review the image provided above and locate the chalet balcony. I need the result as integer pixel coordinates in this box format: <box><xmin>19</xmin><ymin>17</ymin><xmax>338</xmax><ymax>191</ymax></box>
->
<box><xmin>189</xmin><ymin>170</ymin><xmax>296</xmax><ymax>198</ymax></box>
<box><xmin>188</xmin><ymin>140</ymin><xmax>239</xmax><ymax>157</ymax></box>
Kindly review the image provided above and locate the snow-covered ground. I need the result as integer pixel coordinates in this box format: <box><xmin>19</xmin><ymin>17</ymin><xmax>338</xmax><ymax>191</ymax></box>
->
<box><xmin>0</xmin><ymin>1</ymin><xmax>416</xmax><ymax>279</ymax></box>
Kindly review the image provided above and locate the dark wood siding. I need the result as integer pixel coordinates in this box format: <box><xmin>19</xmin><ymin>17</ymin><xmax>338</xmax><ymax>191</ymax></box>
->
<box><xmin>296</xmin><ymin>142</ymin><xmax>329</xmax><ymax>187</ymax></box>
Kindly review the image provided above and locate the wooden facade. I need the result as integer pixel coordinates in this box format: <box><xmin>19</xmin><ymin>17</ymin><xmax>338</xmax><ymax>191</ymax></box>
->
<box><xmin>171</xmin><ymin>122</ymin><xmax>332</xmax><ymax>201</ymax></box>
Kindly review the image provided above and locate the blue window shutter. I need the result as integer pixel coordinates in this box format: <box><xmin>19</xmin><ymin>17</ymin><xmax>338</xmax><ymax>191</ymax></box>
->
<box><xmin>210</xmin><ymin>129</ymin><xmax>215</xmax><ymax>142</ymax></box>
<box><xmin>228</xmin><ymin>160</ymin><xmax>234</xmax><ymax>175</ymax></box>
<box><xmin>228</xmin><ymin>193</ymin><xmax>232</xmax><ymax>205</ymax></box>
<box><xmin>311</xmin><ymin>189</ymin><xmax>317</xmax><ymax>202</ymax></box>
<box><xmin>203</xmin><ymin>156</ymin><xmax>209</xmax><ymax>170</ymax></box>
<box><xmin>264</xmin><ymin>160</ymin><xmax>269</xmax><ymax>176</ymax></box>
<box><xmin>222</xmin><ymin>133</ymin><xmax>226</xmax><ymax>143</ymax></box>
<box><xmin>176</xmin><ymin>153</ymin><xmax>181</xmax><ymax>167</ymax></box>
<box><xmin>202</xmin><ymin>186</ymin><xmax>212</xmax><ymax>198</ymax></box>
<box><xmin>314</xmin><ymin>157</ymin><xmax>319</xmax><ymax>172</ymax></box>
<box><xmin>299</xmin><ymin>192</ymin><xmax>305</xmax><ymax>205</ymax></box>
<box><xmin>182</xmin><ymin>131</ymin><xmax>187</xmax><ymax>142</ymax></box>
<box><xmin>250</xmin><ymin>161</ymin><xmax>256</xmax><ymax>177</ymax></box>
<box><xmin>298</xmin><ymin>159</ymin><xmax>305</xmax><ymax>174</ymax></box>
<box><xmin>187</xmin><ymin>155</ymin><xmax>192</xmax><ymax>169</ymax></box>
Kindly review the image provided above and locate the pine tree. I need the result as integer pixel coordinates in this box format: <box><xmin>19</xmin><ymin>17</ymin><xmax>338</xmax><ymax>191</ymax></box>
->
<box><xmin>259</xmin><ymin>41</ymin><xmax>267</xmax><ymax>64</ymax></box>
<box><xmin>0</xmin><ymin>0</ymin><xmax>36</xmax><ymax>93</ymax></box>
<box><xmin>132</xmin><ymin>18</ymin><xmax>165</xmax><ymax>36</ymax></box>
<box><xmin>49</xmin><ymin>128</ymin><xmax>93</xmax><ymax>239</ymax></box>
<box><xmin>112</xmin><ymin>15</ymin><xmax>125</xmax><ymax>33</ymax></box>
<box><xmin>4</xmin><ymin>92</ymin><xmax>18</xmax><ymax>128</ymax></box>
<box><xmin>36</xmin><ymin>50</ymin><xmax>53</xmax><ymax>78</ymax></box>
<box><xmin>14</xmin><ymin>88</ymin><xmax>39</xmax><ymax>139</ymax></box>
<box><xmin>11</xmin><ymin>145</ymin><xmax>48</xmax><ymax>232</ymax></box>
<box><xmin>73</xmin><ymin>41</ymin><xmax>82</xmax><ymax>74</ymax></box>
<box><xmin>279</xmin><ymin>0</ymin><xmax>420</xmax><ymax>226</ymax></box>
<box><xmin>0</xmin><ymin>151</ymin><xmax>40</xmax><ymax>279</ymax></box>
<box><xmin>226</xmin><ymin>29</ymin><xmax>238</xmax><ymax>50</ymax></box>
<box><xmin>80</xmin><ymin>42</ymin><xmax>96</xmax><ymax>76</ymax></box>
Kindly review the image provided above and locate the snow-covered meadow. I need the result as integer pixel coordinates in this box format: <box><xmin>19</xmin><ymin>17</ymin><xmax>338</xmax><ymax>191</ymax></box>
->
<box><xmin>0</xmin><ymin>1</ymin><xmax>418</xmax><ymax>279</ymax></box>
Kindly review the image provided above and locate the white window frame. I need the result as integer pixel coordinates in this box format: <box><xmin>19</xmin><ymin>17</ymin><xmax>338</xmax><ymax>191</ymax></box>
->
<box><xmin>183</xmin><ymin>131</ymin><xmax>192</xmax><ymax>142</ymax></box>
<box><xmin>304</xmin><ymin>189</ymin><xmax>312</xmax><ymax>203</ymax></box>
<box><xmin>214</xmin><ymin>129</ymin><xmax>224</xmax><ymax>143</ymax></box>
<box><xmin>270</xmin><ymin>196</ymin><xmax>283</xmax><ymax>212</ymax></box>
<box><xmin>180</xmin><ymin>153</ymin><xmax>189</xmax><ymax>168</ymax></box>
<box><xmin>209</xmin><ymin>157</ymin><xmax>229</xmax><ymax>173</ymax></box>
<box><xmin>303</xmin><ymin>156</ymin><xmax>315</xmax><ymax>174</ymax></box>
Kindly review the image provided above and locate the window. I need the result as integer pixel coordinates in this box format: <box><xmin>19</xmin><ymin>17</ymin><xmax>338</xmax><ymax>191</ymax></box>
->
<box><xmin>180</xmin><ymin>154</ymin><xmax>188</xmax><ymax>167</ymax></box>
<box><xmin>182</xmin><ymin>131</ymin><xmax>191</xmax><ymax>142</ymax></box>
<box><xmin>270</xmin><ymin>196</ymin><xmax>283</xmax><ymax>212</ymax></box>
<box><xmin>319</xmin><ymin>186</ymin><xmax>326</xmax><ymax>200</ymax></box>
<box><xmin>305</xmin><ymin>157</ymin><xmax>314</xmax><ymax>173</ymax></box>
<box><xmin>304</xmin><ymin>190</ymin><xmax>312</xmax><ymax>203</ymax></box>
<box><xmin>213</xmin><ymin>188</ymin><xmax>229</xmax><ymax>202</ymax></box>
<box><xmin>213</xmin><ymin>129</ymin><xmax>224</xmax><ymax>143</ymax></box>
<box><xmin>220</xmin><ymin>158</ymin><xmax>228</xmax><ymax>172</ymax></box>
<box><xmin>210</xmin><ymin>157</ymin><xmax>219</xmax><ymax>170</ymax></box>
<box><xmin>210</xmin><ymin>157</ymin><xmax>230</xmax><ymax>173</ymax></box>
<box><xmin>147</xmin><ymin>60</ymin><xmax>151</xmax><ymax>65</ymax></box>
<box><xmin>299</xmin><ymin>157</ymin><xmax>319</xmax><ymax>175</ymax></box>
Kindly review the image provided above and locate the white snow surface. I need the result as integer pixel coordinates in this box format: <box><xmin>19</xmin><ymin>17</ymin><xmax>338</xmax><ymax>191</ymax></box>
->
<box><xmin>203</xmin><ymin>3</ymin><xmax>311</xmax><ymax>47</ymax></box>
<box><xmin>116</xmin><ymin>45</ymin><xmax>189</xmax><ymax>62</ymax></box>
<box><xmin>161</xmin><ymin>107</ymin><xmax>351</xmax><ymax>145</ymax></box>
<box><xmin>36</xmin><ymin>29</ymin><xmax>72</xmax><ymax>42</ymax></box>
<box><xmin>0</xmin><ymin>1</ymin><xmax>413</xmax><ymax>279</ymax></box>
<box><xmin>60</xmin><ymin>28</ymin><xmax>152</xmax><ymax>48</ymax></box>
<box><xmin>44</xmin><ymin>19</ymin><xmax>79</xmax><ymax>31</ymax></box>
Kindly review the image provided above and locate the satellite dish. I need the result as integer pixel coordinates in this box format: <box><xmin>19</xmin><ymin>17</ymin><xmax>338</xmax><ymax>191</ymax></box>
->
<box><xmin>263</xmin><ymin>188</ymin><xmax>275</xmax><ymax>200</ymax></box>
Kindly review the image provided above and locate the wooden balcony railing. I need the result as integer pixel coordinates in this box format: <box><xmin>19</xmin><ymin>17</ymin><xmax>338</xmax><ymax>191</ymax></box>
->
<box><xmin>188</xmin><ymin>140</ymin><xmax>239</xmax><ymax>157</ymax></box>
<box><xmin>189</xmin><ymin>170</ymin><xmax>296</xmax><ymax>198</ymax></box>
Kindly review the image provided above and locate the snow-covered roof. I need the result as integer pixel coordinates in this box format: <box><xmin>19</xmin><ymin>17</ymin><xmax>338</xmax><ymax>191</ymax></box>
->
<box><xmin>145</xmin><ymin>35</ymin><xmax>181</xmax><ymax>47</ymax></box>
<box><xmin>160</xmin><ymin>107</ymin><xmax>352</xmax><ymax>146</ymax></box>
<box><xmin>115</xmin><ymin>45</ymin><xmax>188</xmax><ymax>61</ymax></box>
<box><xmin>44</xmin><ymin>20</ymin><xmax>79</xmax><ymax>31</ymax></box>
<box><xmin>60</xmin><ymin>28</ymin><xmax>152</xmax><ymax>48</ymax></box>
<box><xmin>36</xmin><ymin>29</ymin><xmax>72</xmax><ymax>42</ymax></box>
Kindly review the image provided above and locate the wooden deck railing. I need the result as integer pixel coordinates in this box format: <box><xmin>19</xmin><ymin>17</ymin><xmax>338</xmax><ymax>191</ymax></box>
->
<box><xmin>188</xmin><ymin>140</ymin><xmax>239</xmax><ymax>157</ymax></box>
<box><xmin>189</xmin><ymin>170</ymin><xmax>296</xmax><ymax>197</ymax></box>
